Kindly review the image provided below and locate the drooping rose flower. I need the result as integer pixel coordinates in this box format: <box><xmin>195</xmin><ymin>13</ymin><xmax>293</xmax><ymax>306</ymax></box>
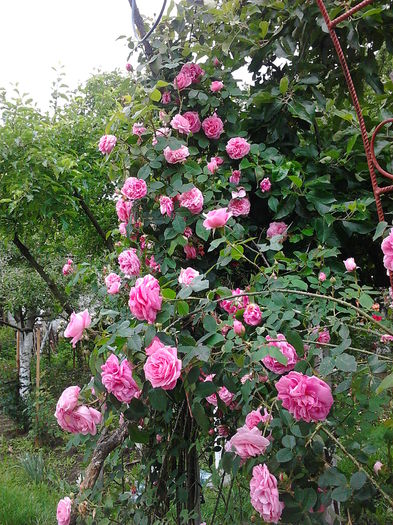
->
<box><xmin>118</xmin><ymin>249</ymin><xmax>141</xmax><ymax>277</ymax></box>
<box><xmin>225</xmin><ymin>426</ymin><xmax>269</xmax><ymax>460</ymax></box>
<box><xmin>381</xmin><ymin>334</ymin><xmax>393</xmax><ymax>343</ymax></box>
<box><xmin>317</xmin><ymin>328</ymin><xmax>330</xmax><ymax>345</ymax></box>
<box><xmin>55</xmin><ymin>386</ymin><xmax>102</xmax><ymax>435</ymax></box>
<box><xmin>145</xmin><ymin>336</ymin><xmax>165</xmax><ymax>356</ymax></box>
<box><xmin>161</xmin><ymin>91</ymin><xmax>171</xmax><ymax>104</ymax></box>
<box><xmin>170</xmin><ymin>114</ymin><xmax>191</xmax><ymax>134</ymax></box>
<box><xmin>132</xmin><ymin>123</ymin><xmax>147</xmax><ymax>137</ymax></box>
<box><xmin>230</xmin><ymin>170</ymin><xmax>241</xmax><ymax>184</ymax></box>
<box><xmin>121</xmin><ymin>177</ymin><xmax>147</xmax><ymax>200</ymax></box>
<box><xmin>207</xmin><ymin>156</ymin><xmax>224</xmax><ymax>174</ymax></box>
<box><xmin>318</xmin><ymin>271</ymin><xmax>327</xmax><ymax>282</ymax></box>
<box><xmin>381</xmin><ymin>229</ymin><xmax>393</xmax><ymax>271</ymax></box>
<box><xmin>245</xmin><ymin>409</ymin><xmax>264</xmax><ymax>430</ymax></box>
<box><xmin>183</xmin><ymin>226</ymin><xmax>193</xmax><ymax>238</ymax></box>
<box><xmin>228</xmin><ymin>197</ymin><xmax>251</xmax><ymax>217</ymax></box>
<box><xmin>116</xmin><ymin>199</ymin><xmax>132</xmax><ymax>223</ymax></box>
<box><xmin>98</xmin><ymin>134</ymin><xmax>117</xmax><ymax>154</ymax></box>
<box><xmin>226</xmin><ymin>137</ymin><xmax>251</xmax><ymax>159</ymax></box>
<box><xmin>211</xmin><ymin>81</ymin><xmax>224</xmax><ymax>92</ymax></box>
<box><xmin>204</xmin><ymin>374</ymin><xmax>234</xmax><ymax>406</ymax></box>
<box><xmin>105</xmin><ymin>272</ymin><xmax>121</xmax><ymax>295</ymax></box>
<box><xmin>374</xmin><ymin>460</ymin><xmax>383</xmax><ymax>475</ymax></box>
<box><xmin>260</xmin><ymin>178</ymin><xmax>271</xmax><ymax>193</ymax></box>
<box><xmin>343</xmin><ymin>257</ymin><xmax>357</xmax><ymax>272</ymax></box>
<box><xmin>184</xmin><ymin>245</ymin><xmax>197</xmax><ymax>260</ymax></box>
<box><xmin>159</xmin><ymin>195</ymin><xmax>174</xmax><ymax>217</ymax></box>
<box><xmin>183</xmin><ymin>111</ymin><xmax>201</xmax><ymax>133</ymax></box>
<box><xmin>64</xmin><ymin>310</ymin><xmax>91</xmax><ymax>348</ymax></box>
<box><xmin>101</xmin><ymin>354</ymin><xmax>140</xmax><ymax>403</ymax></box>
<box><xmin>202</xmin><ymin>113</ymin><xmax>224</xmax><ymax>140</ymax></box>
<box><xmin>128</xmin><ymin>275</ymin><xmax>162</xmax><ymax>324</ymax></box>
<box><xmin>152</xmin><ymin>127</ymin><xmax>171</xmax><ymax>146</ymax></box>
<box><xmin>180</xmin><ymin>62</ymin><xmax>205</xmax><ymax>83</ymax></box>
<box><xmin>262</xmin><ymin>334</ymin><xmax>298</xmax><ymax>375</ymax></box>
<box><xmin>179</xmin><ymin>187</ymin><xmax>204</xmax><ymax>214</ymax></box>
<box><xmin>126</xmin><ymin>63</ymin><xmax>132</xmax><ymax>72</ymax></box>
<box><xmin>266</xmin><ymin>221</ymin><xmax>288</xmax><ymax>240</ymax></box>
<box><xmin>250</xmin><ymin>464</ymin><xmax>284</xmax><ymax>524</ymax></box>
<box><xmin>144</xmin><ymin>345</ymin><xmax>182</xmax><ymax>390</ymax></box>
<box><xmin>146</xmin><ymin>255</ymin><xmax>161</xmax><ymax>273</ymax></box>
<box><xmin>233</xmin><ymin>319</ymin><xmax>245</xmax><ymax>336</ymax></box>
<box><xmin>231</xmin><ymin>187</ymin><xmax>246</xmax><ymax>199</ymax></box>
<box><xmin>275</xmin><ymin>371</ymin><xmax>334</xmax><ymax>422</ymax></box>
<box><xmin>243</xmin><ymin>304</ymin><xmax>262</xmax><ymax>326</ymax></box>
<box><xmin>57</xmin><ymin>496</ymin><xmax>72</xmax><ymax>525</ymax></box>
<box><xmin>62</xmin><ymin>258</ymin><xmax>73</xmax><ymax>276</ymax></box>
<box><xmin>203</xmin><ymin>208</ymin><xmax>231</xmax><ymax>230</ymax></box>
<box><xmin>119</xmin><ymin>223</ymin><xmax>127</xmax><ymax>236</ymax></box>
<box><xmin>220</xmin><ymin>288</ymin><xmax>249</xmax><ymax>314</ymax></box>
<box><xmin>164</xmin><ymin>145</ymin><xmax>190</xmax><ymax>164</ymax></box>
<box><xmin>178</xmin><ymin>267</ymin><xmax>200</xmax><ymax>285</ymax></box>
<box><xmin>174</xmin><ymin>71</ymin><xmax>192</xmax><ymax>90</ymax></box>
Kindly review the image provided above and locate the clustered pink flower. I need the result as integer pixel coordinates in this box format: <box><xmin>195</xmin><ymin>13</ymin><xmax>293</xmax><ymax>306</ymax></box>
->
<box><xmin>243</xmin><ymin>304</ymin><xmax>262</xmax><ymax>326</ymax></box>
<box><xmin>202</xmin><ymin>113</ymin><xmax>224</xmax><ymax>140</ymax></box>
<box><xmin>183</xmin><ymin>111</ymin><xmax>201</xmax><ymax>133</ymax></box>
<box><xmin>250</xmin><ymin>464</ymin><xmax>284</xmax><ymax>524</ymax></box>
<box><xmin>230</xmin><ymin>170</ymin><xmax>241</xmax><ymax>184</ymax></box>
<box><xmin>317</xmin><ymin>328</ymin><xmax>330</xmax><ymax>345</ymax></box>
<box><xmin>98</xmin><ymin>134</ymin><xmax>117</xmax><ymax>154</ymax></box>
<box><xmin>101</xmin><ymin>354</ymin><xmax>140</xmax><ymax>403</ymax></box>
<box><xmin>184</xmin><ymin>226</ymin><xmax>193</xmax><ymax>238</ymax></box>
<box><xmin>121</xmin><ymin>177</ymin><xmax>147</xmax><ymax>200</ymax></box>
<box><xmin>159</xmin><ymin>195</ymin><xmax>174</xmax><ymax>217</ymax></box>
<box><xmin>343</xmin><ymin>257</ymin><xmax>357</xmax><ymax>272</ymax></box>
<box><xmin>152</xmin><ymin>127</ymin><xmax>171</xmax><ymax>145</ymax></box>
<box><xmin>179</xmin><ymin>186</ymin><xmax>204</xmax><ymax>214</ymax></box>
<box><xmin>276</xmin><ymin>371</ymin><xmax>333</xmax><ymax>422</ymax></box>
<box><xmin>146</xmin><ymin>255</ymin><xmax>161</xmax><ymax>273</ymax></box>
<box><xmin>144</xmin><ymin>345</ymin><xmax>182</xmax><ymax>390</ymax></box>
<box><xmin>170</xmin><ymin>114</ymin><xmax>191</xmax><ymax>134</ymax></box>
<box><xmin>204</xmin><ymin>374</ymin><xmax>234</xmax><ymax>406</ymax></box>
<box><xmin>118</xmin><ymin>249</ymin><xmax>141</xmax><ymax>277</ymax></box>
<box><xmin>233</xmin><ymin>319</ymin><xmax>245</xmax><ymax>336</ymax></box>
<box><xmin>55</xmin><ymin>386</ymin><xmax>102</xmax><ymax>435</ymax></box>
<box><xmin>225</xmin><ymin>426</ymin><xmax>269</xmax><ymax>460</ymax></box>
<box><xmin>266</xmin><ymin>221</ymin><xmax>288</xmax><ymax>240</ymax></box>
<box><xmin>174</xmin><ymin>71</ymin><xmax>192</xmax><ymax>90</ymax></box>
<box><xmin>105</xmin><ymin>272</ymin><xmax>121</xmax><ymax>295</ymax></box>
<box><xmin>211</xmin><ymin>80</ymin><xmax>224</xmax><ymax>92</ymax></box>
<box><xmin>184</xmin><ymin>245</ymin><xmax>197</xmax><ymax>259</ymax></box>
<box><xmin>228</xmin><ymin>197</ymin><xmax>251</xmax><ymax>217</ymax></box>
<box><xmin>161</xmin><ymin>91</ymin><xmax>171</xmax><ymax>104</ymax></box>
<box><xmin>62</xmin><ymin>258</ymin><xmax>73</xmax><ymax>276</ymax></box>
<box><xmin>318</xmin><ymin>271</ymin><xmax>327</xmax><ymax>282</ymax></box>
<box><xmin>64</xmin><ymin>309</ymin><xmax>91</xmax><ymax>348</ymax></box>
<box><xmin>260</xmin><ymin>178</ymin><xmax>271</xmax><ymax>192</ymax></box>
<box><xmin>262</xmin><ymin>334</ymin><xmax>298</xmax><ymax>375</ymax></box>
<box><xmin>57</xmin><ymin>496</ymin><xmax>72</xmax><ymax>525</ymax></box>
<box><xmin>381</xmin><ymin>229</ymin><xmax>393</xmax><ymax>271</ymax></box>
<box><xmin>179</xmin><ymin>267</ymin><xmax>200</xmax><ymax>285</ymax></box>
<box><xmin>246</xmin><ymin>408</ymin><xmax>271</xmax><ymax>429</ymax></box>
<box><xmin>129</xmin><ymin>275</ymin><xmax>162</xmax><ymax>324</ymax></box>
<box><xmin>132</xmin><ymin>123</ymin><xmax>147</xmax><ymax>137</ymax></box>
<box><xmin>116</xmin><ymin>198</ymin><xmax>133</xmax><ymax>223</ymax></box>
<box><xmin>226</xmin><ymin>137</ymin><xmax>251</xmax><ymax>159</ymax></box>
<box><xmin>220</xmin><ymin>288</ymin><xmax>249</xmax><ymax>314</ymax></box>
<box><xmin>119</xmin><ymin>223</ymin><xmax>127</xmax><ymax>236</ymax></box>
<box><xmin>203</xmin><ymin>208</ymin><xmax>231</xmax><ymax>230</ymax></box>
<box><xmin>180</xmin><ymin>62</ymin><xmax>205</xmax><ymax>83</ymax></box>
<box><xmin>207</xmin><ymin>156</ymin><xmax>224</xmax><ymax>174</ymax></box>
<box><xmin>164</xmin><ymin>145</ymin><xmax>190</xmax><ymax>164</ymax></box>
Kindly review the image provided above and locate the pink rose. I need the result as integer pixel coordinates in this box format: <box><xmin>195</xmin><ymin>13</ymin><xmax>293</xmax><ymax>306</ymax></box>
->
<box><xmin>143</xmin><ymin>345</ymin><xmax>182</xmax><ymax>390</ymax></box>
<box><xmin>118</xmin><ymin>249</ymin><xmax>141</xmax><ymax>277</ymax></box>
<box><xmin>161</xmin><ymin>91</ymin><xmax>171</xmax><ymax>104</ymax></box>
<box><xmin>243</xmin><ymin>304</ymin><xmax>262</xmax><ymax>326</ymax></box>
<box><xmin>231</xmin><ymin>187</ymin><xmax>246</xmax><ymax>199</ymax></box>
<box><xmin>56</xmin><ymin>385</ymin><xmax>80</xmax><ymax>413</ymax></box>
<box><xmin>317</xmin><ymin>328</ymin><xmax>330</xmax><ymax>345</ymax></box>
<box><xmin>262</xmin><ymin>334</ymin><xmax>298</xmax><ymax>374</ymax></box>
<box><xmin>266</xmin><ymin>221</ymin><xmax>288</xmax><ymax>240</ymax></box>
<box><xmin>225</xmin><ymin>426</ymin><xmax>269</xmax><ymax>460</ymax></box>
<box><xmin>152</xmin><ymin>127</ymin><xmax>171</xmax><ymax>147</ymax></box>
<box><xmin>121</xmin><ymin>177</ymin><xmax>147</xmax><ymax>200</ymax></box>
<box><xmin>164</xmin><ymin>145</ymin><xmax>190</xmax><ymax>164</ymax></box>
<box><xmin>146</xmin><ymin>336</ymin><xmax>165</xmax><ymax>356</ymax></box>
<box><xmin>57</xmin><ymin>496</ymin><xmax>72</xmax><ymax>525</ymax></box>
<box><xmin>126</xmin><ymin>63</ymin><xmax>132</xmax><ymax>72</ymax></box>
<box><xmin>146</xmin><ymin>255</ymin><xmax>161</xmax><ymax>273</ymax></box>
<box><xmin>170</xmin><ymin>114</ymin><xmax>191</xmax><ymax>134</ymax></box>
<box><xmin>105</xmin><ymin>272</ymin><xmax>121</xmax><ymax>295</ymax></box>
<box><xmin>226</xmin><ymin>137</ymin><xmax>251</xmax><ymax>159</ymax></box>
<box><xmin>174</xmin><ymin>71</ymin><xmax>192</xmax><ymax>90</ymax></box>
<box><xmin>119</xmin><ymin>223</ymin><xmax>127</xmax><ymax>236</ymax></box>
<box><xmin>241</xmin><ymin>373</ymin><xmax>253</xmax><ymax>384</ymax></box>
<box><xmin>374</xmin><ymin>460</ymin><xmax>383</xmax><ymax>475</ymax></box>
<box><xmin>183</xmin><ymin>111</ymin><xmax>201</xmax><ymax>133</ymax></box>
<box><xmin>245</xmin><ymin>409</ymin><xmax>263</xmax><ymax>429</ymax></box>
<box><xmin>228</xmin><ymin>197</ymin><xmax>251</xmax><ymax>217</ymax></box>
<box><xmin>211</xmin><ymin>81</ymin><xmax>224</xmax><ymax>92</ymax></box>
<box><xmin>101</xmin><ymin>354</ymin><xmax>140</xmax><ymax>403</ymax></box>
<box><xmin>343</xmin><ymin>257</ymin><xmax>357</xmax><ymax>272</ymax></box>
<box><xmin>380</xmin><ymin>228</ymin><xmax>393</xmax><ymax>270</ymax></box>
<box><xmin>381</xmin><ymin>334</ymin><xmax>393</xmax><ymax>343</ymax></box>
<box><xmin>276</xmin><ymin>371</ymin><xmax>334</xmax><ymax>422</ymax></box>
<box><xmin>260</xmin><ymin>178</ymin><xmax>271</xmax><ymax>193</ymax></box>
<box><xmin>250</xmin><ymin>464</ymin><xmax>284</xmax><ymax>524</ymax></box>
<box><xmin>62</xmin><ymin>258</ymin><xmax>73</xmax><ymax>276</ymax></box>
<box><xmin>179</xmin><ymin>267</ymin><xmax>200</xmax><ymax>285</ymax></box>
<box><xmin>159</xmin><ymin>195</ymin><xmax>174</xmax><ymax>217</ymax></box>
<box><xmin>129</xmin><ymin>275</ymin><xmax>162</xmax><ymax>324</ymax></box>
<box><xmin>132</xmin><ymin>123</ymin><xmax>147</xmax><ymax>136</ymax></box>
<box><xmin>204</xmin><ymin>374</ymin><xmax>234</xmax><ymax>406</ymax></box>
<box><xmin>213</xmin><ymin>57</ymin><xmax>220</xmax><ymax>67</ymax></box>
<box><xmin>183</xmin><ymin>226</ymin><xmax>193</xmax><ymax>238</ymax></box>
<box><xmin>116</xmin><ymin>199</ymin><xmax>133</xmax><ymax>223</ymax></box>
<box><xmin>184</xmin><ymin>245</ymin><xmax>197</xmax><ymax>260</ymax></box>
<box><xmin>179</xmin><ymin>187</ymin><xmax>204</xmax><ymax>214</ymax></box>
<box><xmin>230</xmin><ymin>170</ymin><xmax>241</xmax><ymax>184</ymax></box>
<box><xmin>202</xmin><ymin>114</ymin><xmax>224</xmax><ymax>140</ymax></box>
<box><xmin>64</xmin><ymin>310</ymin><xmax>91</xmax><ymax>348</ymax></box>
<box><xmin>180</xmin><ymin>62</ymin><xmax>205</xmax><ymax>83</ymax></box>
<box><xmin>220</xmin><ymin>288</ymin><xmax>249</xmax><ymax>314</ymax></box>
<box><xmin>203</xmin><ymin>208</ymin><xmax>231</xmax><ymax>230</ymax></box>
<box><xmin>98</xmin><ymin>134</ymin><xmax>117</xmax><ymax>154</ymax></box>
<box><xmin>207</xmin><ymin>156</ymin><xmax>224</xmax><ymax>174</ymax></box>
<box><xmin>233</xmin><ymin>319</ymin><xmax>245</xmax><ymax>336</ymax></box>
<box><xmin>55</xmin><ymin>386</ymin><xmax>102</xmax><ymax>435</ymax></box>
<box><xmin>318</xmin><ymin>271</ymin><xmax>326</xmax><ymax>282</ymax></box>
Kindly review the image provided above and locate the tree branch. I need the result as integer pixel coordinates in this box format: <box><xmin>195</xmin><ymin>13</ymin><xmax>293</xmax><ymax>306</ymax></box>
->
<box><xmin>128</xmin><ymin>0</ymin><xmax>154</xmax><ymax>58</ymax></box>
<box><xmin>0</xmin><ymin>319</ymin><xmax>32</xmax><ymax>332</ymax></box>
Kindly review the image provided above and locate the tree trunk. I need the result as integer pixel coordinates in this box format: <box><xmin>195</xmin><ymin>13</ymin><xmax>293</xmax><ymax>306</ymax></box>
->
<box><xmin>9</xmin><ymin>311</ymin><xmax>35</xmax><ymax>399</ymax></box>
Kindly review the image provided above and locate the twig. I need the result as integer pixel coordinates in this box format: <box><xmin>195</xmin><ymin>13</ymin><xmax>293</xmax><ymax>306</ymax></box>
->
<box><xmin>210</xmin><ymin>471</ymin><xmax>225</xmax><ymax>525</ymax></box>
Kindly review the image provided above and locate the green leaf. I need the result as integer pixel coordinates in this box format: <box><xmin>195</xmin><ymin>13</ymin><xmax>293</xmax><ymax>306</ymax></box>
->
<box><xmin>195</xmin><ymin>380</ymin><xmax>216</xmax><ymax>398</ymax></box>
<box><xmin>150</xmin><ymin>89</ymin><xmax>161</xmax><ymax>102</ymax></box>
<box><xmin>128</xmin><ymin>425</ymin><xmax>150</xmax><ymax>444</ymax></box>
<box><xmin>182</xmin><ymin>345</ymin><xmax>211</xmax><ymax>367</ymax></box>
<box><xmin>335</xmin><ymin>353</ymin><xmax>357</xmax><ymax>372</ymax></box>
<box><xmin>284</xmin><ymin>330</ymin><xmax>304</xmax><ymax>357</ymax></box>
<box><xmin>203</xmin><ymin>315</ymin><xmax>217</xmax><ymax>333</ymax></box>
<box><xmin>177</xmin><ymin>301</ymin><xmax>189</xmax><ymax>316</ymax></box>
<box><xmin>149</xmin><ymin>388</ymin><xmax>168</xmax><ymax>412</ymax></box>
<box><xmin>279</xmin><ymin>76</ymin><xmax>289</xmax><ymax>94</ymax></box>
<box><xmin>222</xmin><ymin>452</ymin><xmax>234</xmax><ymax>474</ymax></box>
<box><xmin>358</xmin><ymin>293</ymin><xmax>374</xmax><ymax>309</ymax></box>
<box><xmin>231</xmin><ymin>244</ymin><xmax>244</xmax><ymax>260</ymax></box>
<box><xmin>376</xmin><ymin>372</ymin><xmax>393</xmax><ymax>394</ymax></box>
<box><xmin>161</xmin><ymin>288</ymin><xmax>176</xmax><ymax>299</ymax></box>
<box><xmin>192</xmin><ymin>402</ymin><xmax>209</xmax><ymax>431</ymax></box>
<box><xmin>350</xmin><ymin>471</ymin><xmax>367</xmax><ymax>490</ymax></box>
<box><xmin>124</xmin><ymin>398</ymin><xmax>148</xmax><ymax>421</ymax></box>
<box><xmin>346</xmin><ymin>134</ymin><xmax>358</xmax><ymax>154</ymax></box>
<box><xmin>373</xmin><ymin>221</ymin><xmax>388</xmax><ymax>241</ymax></box>
<box><xmin>276</xmin><ymin>448</ymin><xmax>293</xmax><ymax>463</ymax></box>
<box><xmin>331</xmin><ymin>485</ymin><xmax>352</xmax><ymax>502</ymax></box>
<box><xmin>172</xmin><ymin>214</ymin><xmax>186</xmax><ymax>233</ymax></box>
<box><xmin>196</xmin><ymin>219</ymin><xmax>210</xmax><ymax>241</ymax></box>
<box><xmin>259</xmin><ymin>20</ymin><xmax>269</xmax><ymax>38</ymax></box>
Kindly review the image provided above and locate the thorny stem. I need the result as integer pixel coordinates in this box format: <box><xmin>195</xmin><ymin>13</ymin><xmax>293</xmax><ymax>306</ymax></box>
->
<box><xmin>303</xmin><ymin>339</ymin><xmax>393</xmax><ymax>362</ymax></box>
<box><xmin>210</xmin><ymin>470</ymin><xmax>226</xmax><ymax>525</ymax></box>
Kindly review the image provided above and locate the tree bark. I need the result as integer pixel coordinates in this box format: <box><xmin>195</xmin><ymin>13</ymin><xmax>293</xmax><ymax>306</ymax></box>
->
<box><xmin>9</xmin><ymin>310</ymin><xmax>35</xmax><ymax>399</ymax></box>
<box><xmin>127</xmin><ymin>0</ymin><xmax>154</xmax><ymax>58</ymax></box>
<box><xmin>13</xmin><ymin>233</ymin><xmax>73</xmax><ymax>315</ymax></box>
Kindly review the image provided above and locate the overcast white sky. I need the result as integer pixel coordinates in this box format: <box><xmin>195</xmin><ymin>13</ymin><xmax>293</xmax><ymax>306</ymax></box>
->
<box><xmin>0</xmin><ymin>0</ymin><xmax>169</xmax><ymax>110</ymax></box>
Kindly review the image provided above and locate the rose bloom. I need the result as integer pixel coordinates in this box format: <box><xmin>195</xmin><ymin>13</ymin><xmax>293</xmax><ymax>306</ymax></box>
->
<box><xmin>211</xmin><ymin>80</ymin><xmax>224</xmax><ymax>92</ymax></box>
<box><xmin>245</xmin><ymin>409</ymin><xmax>264</xmax><ymax>429</ymax></box>
<box><xmin>152</xmin><ymin>127</ymin><xmax>171</xmax><ymax>146</ymax></box>
<box><xmin>161</xmin><ymin>91</ymin><xmax>171</xmax><ymax>104</ymax></box>
<box><xmin>266</xmin><ymin>221</ymin><xmax>288</xmax><ymax>240</ymax></box>
<box><xmin>55</xmin><ymin>386</ymin><xmax>102</xmax><ymax>435</ymax></box>
<box><xmin>57</xmin><ymin>496</ymin><xmax>72</xmax><ymax>525</ymax></box>
<box><xmin>121</xmin><ymin>177</ymin><xmax>147</xmax><ymax>200</ymax></box>
<box><xmin>226</xmin><ymin>426</ymin><xmax>270</xmax><ymax>460</ymax></box>
<box><xmin>374</xmin><ymin>460</ymin><xmax>383</xmax><ymax>475</ymax></box>
<box><xmin>98</xmin><ymin>134</ymin><xmax>117</xmax><ymax>154</ymax></box>
<box><xmin>207</xmin><ymin>156</ymin><xmax>224</xmax><ymax>174</ymax></box>
<box><xmin>118</xmin><ymin>249</ymin><xmax>141</xmax><ymax>277</ymax></box>
<box><xmin>203</xmin><ymin>208</ymin><xmax>231</xmax><ymax>230</ymax></box>
<box><xmin>250</xmin><ymin>464</ymin><xmax>284</xmax><ymax>524</ymax></box>
<box><xmin>132</xmin><ymin>123</ymin><xmax>147</xmax><ymax>136</ymax></box>
<box><xmin>228</xmin><ymin>197</ymin><xmax>251</xmax><ymax>217</ymax></box>
<box><xmin>144</xmin><ymin>345</ymin><xmax>182</xmax><ymax>390</ymax></box>
<box><xmin>174</xmin><ymin>71</ymin><xmax>192</xmax><ymax>90</ymax></box>
<box><xmin>260</xmin><ymin>177</ymin><xmax>271</xmax><ymax>192</ymax></box>
<box><xmin>202</xmin><ymin>113</ymin><xmax>224</xmax><ymax>140</ymax></box>
<box><xmin>262</xmin><ymin>334</ymin><xmax>298</xmax><ymax>374</ymax></box>
<box><xmin>231</xmin><ymin>186</ymin><xmax>246</xmax><ymax>199</ymax></box>
<box><xmin>343</xmin><ymin>257</ymin><xmax>357</xmax><ymax>272</ymax></box>
<box><xmin>170</xmin><ymin>114</ymin><xmax>191</xmax><ymax>134</ymax></box>
<box><xmin>126</xmin><ymin>62</ymin><xmax>132</xmax><ymax>72</ymax></box>
<box><xmin>179</xmin><ymin>187</ymin><xmax>204</xmax><ymax>214</ymax></box>
<box><xmin>276</xmin><ymin>371</ymin><xmax>334</xmax><ymax>422</ymax></box>
<box><xmin>101</xmin><ymin>354</ymin><xmax>140</xmax><ymax>403</ymax></box>
<box><xmin>226</xmin><ymin>137</ymin><xmax>251</xmax><ymax>159</ymax></box>
<box><xmin>119</xmin><ymin>223</ymin><xmax>127</xmax><ymax>236</ymax></box>
<box><xmin>317</xmin><ymin>328</ymin><xmax>330</xmax><ymax>345</ymax></box>
<box><xmin>244</xmin><ymin>304</ymin><xmax>262</xmax><ymax>326</ymax></box>
<box><xmin>116</xmin><ymin>198</ymin><xmax>132</xmax><ymax>223</ymax></box>
<box><xmin>213</xmin><ymin>57</ymin><xmax>220</xmax><ymax>67</ymax></box>
<box><xmin>164</xmin><ymin>145</ymin><xmax>190</xmax><ymax>164</ymax></box>
<box><xmin>180</xmin><ymin>62</ymin><xmax>205</xmax><ymax>83</ymax></box>
<box><xmin>146</xmin><ymin>255</ymin><xmax>161</xmax><ymax>273</ymax></box>
<box><xmin>179</xmin><ymin>267</ymin><xmax>200</xmax><ymax>285</ymax></box>
<box><xmin>183</xmin><ymin>111</ymin><xmax>201</xmax><ymax>133</ymax></box>
<box><xmin>184</xmin><ymin>245</ymin><xmax>197</xmax><ymax>260</ymax></box>
<box><xmin>129</xmin><ymin>275</ymin><xmax>163</xmax><ymax>324</ymax></box>
<box><xmin>318</xmin><ymin>271</ymin><xmax>327</xmax><ymax>282</ymax></box>
<box><xmin>381</xmin><ymin>229</ymin><xmax>393</xmax><ymax>271</ymax></box>
<box><xmin>204</xmin><ymin>374</ymin><xmax>234</xmax><ymax>406</ymax></box>
<box><xmin>159</xmin><ymin>195</ymin><xmax>174</xmax><ymax>217</ymax></box>
<box><xmin>184</xmin><ymin>226</ymin><xmax>193</xmax><ymax>238</ymax></box>
<box><xmin>62</xmin><ymin>258</ymin><xmax>73</xmax><ymax>276</ymax></box>
<box><xmin>230</xmin><ymin>170</ymin><xmax>241</xmax><ymax>184</ymax></box>
<box><xmin>105</xmin><ymin>272</ymin><xmax>121</xmax><ymax>295</ymax></box>
<box><xmin>233</xmin><ymin>319</ymin><xmax>245</xmax><ymax>336</ymax></box>
<box><xmin>381</xmin><ymin>334</ymin><xmax>393</xmax><ymax>343</ymax></box>
<box><xmin>146</xmin><ymin>336</ymin><xmax>165</xmax><ymax>356</ymax></box>
<box><xmin>64</xmin><ymin>309</ymin><xmax>91</xmax><ymax>347</ymax></box>
<box><xmin>220</xmin><ymin>288</ymin><xmax>249</xmax><ymax>314</ymax></box>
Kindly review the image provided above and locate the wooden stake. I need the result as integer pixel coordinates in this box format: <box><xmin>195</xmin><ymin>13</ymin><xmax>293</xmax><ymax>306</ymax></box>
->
<box><xmin>35</xmin><ymin>327</ymin><xmax>41</xmax><ymax>447</ymax></box>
